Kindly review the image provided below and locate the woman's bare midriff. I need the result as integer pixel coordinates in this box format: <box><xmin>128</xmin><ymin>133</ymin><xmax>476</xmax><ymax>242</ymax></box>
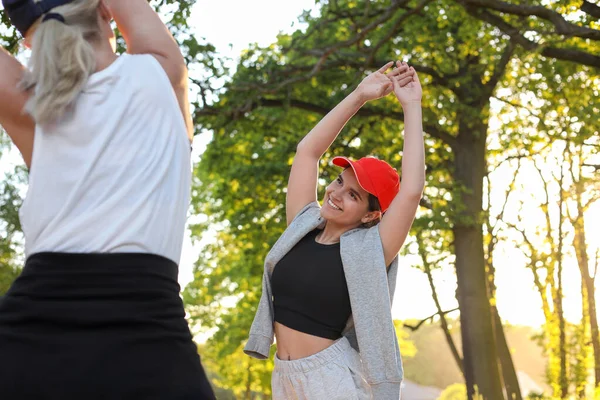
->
<box><xmin>274</xmin><ymin>322</ymin><xmax>336</xmax><ymax>361</ymax></box>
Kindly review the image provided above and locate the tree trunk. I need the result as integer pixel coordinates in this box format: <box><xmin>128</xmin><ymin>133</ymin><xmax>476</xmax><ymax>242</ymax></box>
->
<box><xmin>453</xmin><ymin>118</ymin><xmax>504</xmax><ymax>400</ymax></box>
<box><xmin>571</xmin><ymin>176</ymin><xmax>600</xmax><ymax>387</ymax></box>
<box><xmin>578</xmin><ymin>280</ymin><xmax>589</xmax><ymax>400</ymax></box>
<box><xmin>419</xmin><ymin>237</ymin><xmax>464</xmax><ymax>375</ymax></box>
<box><xmin>486</xmin><ymin>228</ymin><xmax>522</xmax><ymax>399</ymax></box>
<box><xmin>485</xmin><ymin>189</ymin><xmax>522</xmax><ymax>400</ymax></box>
<box><xmin>487</xmin><ymin>261</ymin><xmax>522</xmax><ymax>400</ymax></box>
<box><xmin>492</xmin><ymin>307</ymin><xmax>523</xmax><ymax>400</ymax></box>
<box><xmin>557</xmin><ymin>164</ymin><xmax>568</xmax><ymax>399</ymax></box>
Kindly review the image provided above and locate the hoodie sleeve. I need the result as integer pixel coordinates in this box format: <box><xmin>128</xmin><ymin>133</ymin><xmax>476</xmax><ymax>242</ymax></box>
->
<box><xmin>341</xmin><ymin>226</ymin><xmax>403</xmax><ymax>399</ymax></box>
<box><xmin>244</xmin><ymin>266</ymin><xmax>275</xmax><ymax>359</ymax></box>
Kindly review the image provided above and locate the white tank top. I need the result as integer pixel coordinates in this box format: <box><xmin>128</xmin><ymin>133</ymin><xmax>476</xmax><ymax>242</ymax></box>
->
<box><xmin>19</xmin><ymin>54</ymin><xmax>191</xmax><ymax>264</ymax></box>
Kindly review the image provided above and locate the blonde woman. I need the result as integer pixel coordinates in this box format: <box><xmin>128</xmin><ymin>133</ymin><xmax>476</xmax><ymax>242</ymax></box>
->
<box><xmin>0</xmin><ymin>0</ymin><xmax>214</xmax><ymax>398</ymax></box>
<box><xmin>245</xmin><ymin>61</ymin><xmax>425</xmax><ymax>399</ymax></box>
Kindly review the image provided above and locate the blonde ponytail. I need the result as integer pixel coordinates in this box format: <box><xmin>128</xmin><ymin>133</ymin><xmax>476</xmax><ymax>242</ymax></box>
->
<box><xmin>20</xmin><ymin>0</ymin><xmax>101</xmax><ymax>125</ymax></box>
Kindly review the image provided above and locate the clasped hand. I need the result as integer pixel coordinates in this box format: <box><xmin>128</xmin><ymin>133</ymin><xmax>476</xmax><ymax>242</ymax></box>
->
<box><xmin>355</xmin><ymin>60</ymin><xmax>422</xmax><ymax>107</ymax></box>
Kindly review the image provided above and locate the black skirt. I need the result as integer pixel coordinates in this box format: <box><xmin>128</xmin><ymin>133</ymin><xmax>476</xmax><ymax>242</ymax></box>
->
<box><xmin>0</xmin><ymin>252</ymin><xmax>216</xmax><ymax>400</ymax></box>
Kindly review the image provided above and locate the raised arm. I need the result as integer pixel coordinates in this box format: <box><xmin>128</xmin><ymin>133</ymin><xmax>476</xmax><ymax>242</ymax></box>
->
<box><xmin>0</xmin><ymin>47</ymin><xmax>34</xmax><ymax>168</ymax></box>
<box><xmin>379</xmin><ymin>63</ymin><xmax>425</xmax><ymax>266</ymax></box>
<box><xmin>286</xmin><ymin>62</ymin><xmax>405</xmax><ymax>225</ymax></box>
<box><xmin>104</xmin><ymin>0</ymin><xmax>193</xmax><ymax>141</ymax></box>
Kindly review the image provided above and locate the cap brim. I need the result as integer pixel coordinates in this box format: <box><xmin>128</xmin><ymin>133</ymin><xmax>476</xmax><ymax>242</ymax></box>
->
<box><xmin>332</xmin><ymin>156</ymin><xmax>352</xmax><ymax>168</ymax></box>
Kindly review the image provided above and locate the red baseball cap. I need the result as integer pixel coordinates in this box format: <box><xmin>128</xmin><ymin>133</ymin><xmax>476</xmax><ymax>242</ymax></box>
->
<box><xmin>332</xmin><ymin>156</ymin><xmax>400</xmax><ymax>213</ymax></box>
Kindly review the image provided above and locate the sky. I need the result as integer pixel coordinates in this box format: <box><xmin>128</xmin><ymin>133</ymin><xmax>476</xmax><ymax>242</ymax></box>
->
<box><xmin>1</xmin><ymin>0</ymin><xmax>598</xmax><ymax>330</ymax></box>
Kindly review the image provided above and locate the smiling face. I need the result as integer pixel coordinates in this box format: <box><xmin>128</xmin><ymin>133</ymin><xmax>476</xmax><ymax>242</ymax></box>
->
<box><xmin>320</xmin><ymin>169</ymin><xmax>381</xmax><ymax>230</ymax></box>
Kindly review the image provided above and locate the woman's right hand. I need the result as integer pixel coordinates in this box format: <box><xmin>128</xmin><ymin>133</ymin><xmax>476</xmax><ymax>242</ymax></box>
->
<box><xmin>354</xmin><ymin>61</ymin><xmax>406</xmax><ymax>103</ymax></box>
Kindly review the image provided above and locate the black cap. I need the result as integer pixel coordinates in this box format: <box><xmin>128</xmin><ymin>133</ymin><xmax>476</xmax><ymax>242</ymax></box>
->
<box><xmin>2</xmin><ymin>0</ymin><xmax>75</xmax><ymax>36</ymax></box>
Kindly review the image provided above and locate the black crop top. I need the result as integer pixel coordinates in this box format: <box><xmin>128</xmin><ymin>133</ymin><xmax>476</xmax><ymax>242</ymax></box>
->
<box><xmin>271</xmin><ymin>229</ymin><xmax>352</xmax><ymax>340</ymax></box>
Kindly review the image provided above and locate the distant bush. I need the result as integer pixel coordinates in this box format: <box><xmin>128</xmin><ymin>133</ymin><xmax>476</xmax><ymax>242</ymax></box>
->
<box><xmin>437</xmin><ymin>384</ymin><xmax>487</xmax><ymax>400</ymax></box>
<box><xmin>526</xmin><ymin>393</ymin><xmax>548</xmax><ymax>400</ymax></box>
<box><xmin>437</xmin><ymin>383</ymin><xmax>467</xmax><ymax>400</ymax></box>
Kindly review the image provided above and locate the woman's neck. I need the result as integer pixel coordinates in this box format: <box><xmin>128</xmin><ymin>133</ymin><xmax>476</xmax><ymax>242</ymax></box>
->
<box><xmin>317</xmin><ymin>221</ymin><xmax>360</xmax><ymax>244</ymax></box>
<box><xmin>92</xmin><ymin>41</ymin><xmax>118</xmax><ymax>74</ymax></box>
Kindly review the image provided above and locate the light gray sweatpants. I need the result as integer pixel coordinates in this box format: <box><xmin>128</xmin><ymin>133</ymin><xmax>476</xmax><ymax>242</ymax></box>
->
<box><xmin>272</xmin><ymin>337</ymin><xmax>372</xmax><ymax>400</ymax></box>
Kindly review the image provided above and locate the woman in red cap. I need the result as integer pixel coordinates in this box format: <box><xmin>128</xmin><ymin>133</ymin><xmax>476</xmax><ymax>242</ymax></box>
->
<box><xmin>0</xmin><ymin>0</ymin><xmax>214</xmax><ymax>398</ymax></box>
<box><xmin>245</xmin><ymin>61</ymin><xmax>425</xmax><ymax>399</ymax></box>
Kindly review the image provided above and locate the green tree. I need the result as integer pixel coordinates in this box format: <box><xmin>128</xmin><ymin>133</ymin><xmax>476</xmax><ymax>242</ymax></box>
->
<box><xmin>188</xmin><ymin>1</ymin><xmax>598</xmax><ymax>398</ymax></box>
<box><xmin>0</xmin><ymin>1</ymin><xmax>26</xmax><ymax>295</ymax></box>
<box><xmin>497</xmin><ymin>51</ymin><xmax>598</xmax><ymax>396</ymax></box>
<box><xmin>0</xmin><ymin>136</ymin><xmax>24</xmax><ymax>295</ymax></box>
<box><xmin>439</xmin><ymin>383</ymin><xmax>469</xmax><ymax>400</ymax></box>
<box><xmin>191</xmin><ymin>1</ymin><xmax>513</xmax><ymax>398</ymax></box>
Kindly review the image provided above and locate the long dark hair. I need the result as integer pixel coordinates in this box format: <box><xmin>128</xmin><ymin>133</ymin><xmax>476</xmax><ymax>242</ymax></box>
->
<box><xmin>363</xmin><ymin>193</ymin><xmax>382</xmax><ymax>228</ymax></box>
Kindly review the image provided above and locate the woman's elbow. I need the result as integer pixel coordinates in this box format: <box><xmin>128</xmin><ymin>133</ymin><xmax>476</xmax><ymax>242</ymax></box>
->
<box><xmin>168</xmin><ymin>62</ymin><xmax>188</xmax><ymax>91</ymax></box>
<box><xmin>403</xmin><ymin>181</ymin><xmax>424</xmax><ymax>199</ymax></box>
<box><xmin>295</xmin><ymin>139</ymin><xmax>313</xmax><ymax>157</ymax></box>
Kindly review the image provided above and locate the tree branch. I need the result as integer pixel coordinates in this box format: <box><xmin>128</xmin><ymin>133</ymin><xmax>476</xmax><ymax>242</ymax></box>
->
<box><xmin>459</xmin><ymin>0</ymin><xmax>600</xmax><ymax>41</ymax></box>
<box><xmin>368</xmin><ymin>0</ymin><xmax>434</xmax><ymax>64</ymax></box>
<box><xmin>583</xmin><ymin>163</ymin><xmax>600</xmax><ymax>172</ymax></box>
<box><xmin>416</xmin><ymin>231</ymin><xmax>464</xmax><ymax>373</ymax></box>
<box><xmin>486</xmin><ymin>41</ymin><xmax>515</xmax><ymax>92</ymax></box>
<box><xmin>492</xmin><ymin>95</ymin><xmax>540</xmax><ymax>118</ymax></box>
<box><xmin>582</xmin><ymin>0</ymin><xmax>600</xmax><ymax>19</ymax></box>
<box><xmin>403</xmin><ymin>307</ymin><xmax>461</xmax><ymax>331</ymax></box>
<box><xmin>594</xmin><ymin>248</ymin><xmax>600</xmax><ymax>282</ymax></box>
<box><xmin>462</xmin><ymin>6</ymin><xmax>600</xmax><ymax>68</ymax></box>
<box><xmin>307</xmin><ymin>0</ymin><xmax>406</xmax><ymax>56</ymax></box>
<box><xmin>419</xmin><ymin>196</ymin><xmax>433</xmax><ymax>210</ymax></box>
<box><xmin>198</xmin><ymin>97</ymin><xmax>457</xmax><ymax>147</ymax></box>
<box><xmin>494</xmin><ymin>158</ymin><xmax>521</xmax><ymax>231</ymax></box>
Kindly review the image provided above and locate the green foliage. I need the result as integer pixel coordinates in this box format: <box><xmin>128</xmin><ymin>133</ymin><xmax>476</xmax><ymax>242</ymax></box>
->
<box><xmin>0</xmin><ymin>5</ymin><xmax>25</xmax><ymax>292</ymax></box>
<box><xmin>525</xmin><ymin>393</ymin><xmax>549</xmax><ymax>400</ymax></box>
<box><xmin>438</xmin><ymin>383</ymin><xmax>468</xmax><ymax>400</ymax></box>
<box><xmin>394</xmin><ymin>320</ymin><xmax>418</xmax><ymax>359</ymax></box>
<box><xmin>0</xmin><ymin>131</ymin><xmax>25</xmax><ymax>295</ymax></box>
<box><xmin>402</xmin><ymin>318</ymin><xmax>547</xmax><ymax>391</ymax></box>
<box><xmin>569</xmin><ymin>317</ymin><xmax>590</xmax><ymax>399</ymax></box>
<box><xmin>437</xmin><ymin>383</ymin><xmax>484</xmax><ymax>400</ymax></box>
<box><xmin>494</xmin><ymin>69</ymin><xmax>599</xmax><ymax>397</ymax></box>
<box><xmin>200</xmin><ymin>343</ymin><xmax>273</xmax><ymax>399</ymax></box>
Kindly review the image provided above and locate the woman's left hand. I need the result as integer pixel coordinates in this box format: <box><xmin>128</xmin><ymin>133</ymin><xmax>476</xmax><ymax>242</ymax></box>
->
<box><xmin>388</xmin><ymin>61</ymin><xmax>422</xmax><ymax>107</ymax></box>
